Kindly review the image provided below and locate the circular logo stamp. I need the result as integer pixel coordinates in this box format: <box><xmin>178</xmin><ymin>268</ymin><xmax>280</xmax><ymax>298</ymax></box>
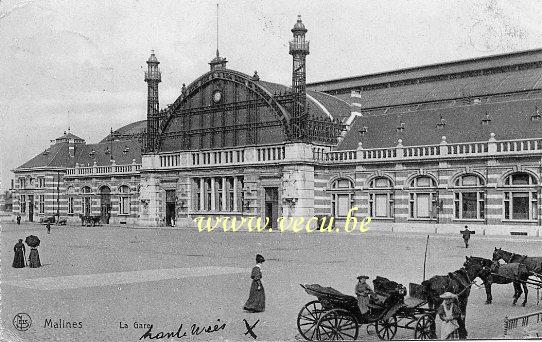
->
<box><xmin>13</xmin><ymin>313</ymin><xmax>32</xmax><ymax>331</ymax></box>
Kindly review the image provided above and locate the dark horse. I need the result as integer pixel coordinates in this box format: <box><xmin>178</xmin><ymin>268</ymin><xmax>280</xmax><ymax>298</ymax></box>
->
<box><xmin>469</xmin><ymin>256</ymin><xmax>532</xmax><ymax>306</ymax></box>
<box><xmin>421</xmin><ymin>256</ymin><xmax>485</xmax><ymax>339</ymax></box>
<box><xmin>493</xmin><ymin>247</ymin><xmax>542</xmax><ymax>275</ymax></box>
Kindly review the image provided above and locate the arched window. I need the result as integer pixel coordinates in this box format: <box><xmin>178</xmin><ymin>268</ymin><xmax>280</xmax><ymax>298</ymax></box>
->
<box><xmin>81</xmin><ymin>186</ymin><xmax>92</xmax><ymax>194</ymax></box>
<box><xmin>409</xmin><ymin>176</ymin><xmax>437</xmax><ymax>220</ymax></box>
<box><xmin>453</xmin><ymin>174</ymin><xmax>485</xmax><ymax>220</ymax></box>
<box><xmin>330</xmin><ymin>178</ymin><xmax>355</xmax><ymax>217</ymax></box>
<box><xmin>502</xmin><ymin>172</ymin><xmax>538</xmax><ymax>221</ymax></box>
<box><xmin>368</xmin><ymin>177</ymin><xmax>394</xmax><ymax>218</ymax></box>
<box><xmin>119</xmin><ymin>185</ymin><xmax>131</xmax><ymax>215</ymax></box>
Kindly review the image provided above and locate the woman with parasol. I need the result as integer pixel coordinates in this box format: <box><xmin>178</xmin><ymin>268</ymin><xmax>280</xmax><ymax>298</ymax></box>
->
<box><xmin>12</xmin><ymin>239</ymin><xmax>25</xmax><ymax>268</ymax></box>
<box><xmin>25</xmin><ymin>235</ymin><xmax>41</xmax><ymax>268</ymax></box>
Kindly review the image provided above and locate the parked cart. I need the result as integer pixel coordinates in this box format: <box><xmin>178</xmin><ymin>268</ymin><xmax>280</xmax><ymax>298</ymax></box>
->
<box><xmin>297</xmin><ymin>277</ymin><xmax>435</xmax><ymax>340</ymax></box>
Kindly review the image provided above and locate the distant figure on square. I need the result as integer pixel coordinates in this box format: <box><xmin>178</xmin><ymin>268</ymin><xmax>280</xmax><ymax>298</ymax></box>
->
<box><xmin>12</xmin><ymin>239</ymin><xmax>25</xmax><ymax>268</ymax></box>
<box><xmin>244</xmin><ymin>254</ymin><xmax>265</xmax><ymax>312</ymax></box>
<box><xmin>46</xmin><ymin>222</ymin><xmax>51</xmax><ymax>234</ymax></box>
<box><xmin>25</xmin><ymin>235</ymin><xmax>41</xmax><ymax>268</ymax></box>
<box><xmin>16</xmin><ymin>215</ymin><xmax>21</xmax><ymax>225</ymax></box>
<box><xmin>461</xmin><ymin>226</ymin><xmax>471</xmax><ymax>248</ymax></box>
<box><xmin>355</xmin><ymin>275</ymin><xmax>374</xmax><ymax>315</ymax></box>
<box><xmin>437</xmin><ymin>292</ymin><xmax>461</xmax><ymax>339</ymax></box>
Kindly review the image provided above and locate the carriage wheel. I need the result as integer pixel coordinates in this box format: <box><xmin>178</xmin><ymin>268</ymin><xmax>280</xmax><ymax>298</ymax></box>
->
<box><xmin>315</xmin><ymin>309</ymin><xmax>359</xmax><ymax>341</ymax></box>
<box><xmin>297</xmin><ymin>300</ymin><xmax>324</xmax><ymax>341</ymax></box>
<box><xmin>414</xmin><ymin>314</ymin><xmax>436</xmax><ymax>339</ymax></box>
<box><xmin>375</xmin><ymin>315</ymin><xmax>398</xmax><ymax>340</ymax></box>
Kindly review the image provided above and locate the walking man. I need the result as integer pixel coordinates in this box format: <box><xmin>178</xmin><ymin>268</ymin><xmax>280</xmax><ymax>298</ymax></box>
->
<box><xmin>46</xmin><ymin>222</ymin><xmax>51</xmax><ymax>234</ymax></box>
<box><xmin>461</xmin><ymin>225</ymin><xmax>471</xmax><ymax>248</ymax></box>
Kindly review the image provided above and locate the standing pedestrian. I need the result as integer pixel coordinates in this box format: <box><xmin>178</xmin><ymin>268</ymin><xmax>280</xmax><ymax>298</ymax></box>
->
<box><xmin>461</xmin><ymin>225</ymin><xmax>471</xmax><ymax>248</ymax></box>
<box><xmin>46</xmin><ymin>222</ymin><xmax>51</xmax><ymax>234</ymax></box>
<box><xmin>437</xmin><ymin>292</ymin><xmax>461</xmax><ymax>339</ymax></box>
<box><xmin>16</xmin><ymin>215</ymin><xmax>21</xmax><ymax>225</ymax></box>
<box><xmin>12</xmin><ymin>239</ymin><xmax>25</xmax><ymax>268</ymax></box>
<box><xmin>355</xmin><ymin>275</ymin><xmax>374</xmax><ymax>315</ymax></box>
<box><xmin>26</xmin><ymin>241</ymin><xmax>41</xmax><ymax>268</ymax></box>
<box><xmin>243</xmin><ymin>254</ymin><xmax>265</xmax><ymax>312</ymax></box>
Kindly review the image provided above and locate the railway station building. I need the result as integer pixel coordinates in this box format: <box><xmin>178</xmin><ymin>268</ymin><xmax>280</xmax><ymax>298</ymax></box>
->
<box><xmin>11</xmin><ymin>17</ymin><xmax>542</xmax><ymax>235</ymax></box>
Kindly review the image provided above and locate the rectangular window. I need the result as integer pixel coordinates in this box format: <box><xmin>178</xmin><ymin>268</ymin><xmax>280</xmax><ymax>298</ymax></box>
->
<box><xmin>336</xmin><ymin>194</ymin><xmax>350</xmax><ymax>217</ymax></box>
<box><xmin>193</xmin><ymin>178</ymin><xmax>201</xmax><ymax>211</ymax></box>
<box><xmin>504</xmin><ymin>191</ymin><xmax>537</xmax><ymax>221</ymax></box>
<box><xmin>454</xmin><ymin>193</ymin><xmax>460</xmax><ymax>219</ymax></box>
<box><xmin>120</xmin><ymin>196</ymin><xmax>130</xmax><ymax>215</ymax></box>
<box><xmin>20</xmin><ymin>195</ymin><xmax>26</xmax><ymax>213</ymax></box>
<box><xmin>375</xmin><ymin>194</ymin><xmax>388</xmax><ymax>217</ymax></box>
<box><xmin>38</xmin><ymin>177</ymin><xmax>46</xmax><ymax>188</ymax></box>
<box><xmin>68</xmin><ymin>197</ymin><xmax>74</xmax><ymax>214</ymax></box>
<box><xmin>39</xmin><ymin>195</ymin><xmax>45</xmax><ymax>214</ymax></box>
<box><xmin>19</xmin><ymin>178</ymin><xmax>26</xmax><ymax>189</ymax></box>
<box><xmin>512</xmin><ymin>193</ymin><xmax>529</xmax><ymax>220</ymax></box>
<box><xmin>461</xmin><ymin>192</ymin><xmax>477</xmax><ymax>219</ymax></box>
<box><xmin>216</xmin><ymin>178</ymin><xmax>223</xmax><ymax>212</ymax></box>
<box><xmin>205</xmin><ymin>179</ymin><xmax>212</xmax><ymax>211</ymax></box>
<box><xmin>227</xmin><ymin>178</ymin><xmax>234</xmax><ymax>211</ymax></box>
<box><xmin>416</xmin><ymin>193</ymin><xmax>430</xmax><ymax>218</ymax></box>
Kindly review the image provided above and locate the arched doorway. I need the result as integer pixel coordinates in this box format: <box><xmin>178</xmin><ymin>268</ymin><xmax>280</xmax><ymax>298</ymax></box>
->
<box><xmin>100</xmin><ymin>186</ymin><xmax>111</xmax><ymax>224</ymax></box>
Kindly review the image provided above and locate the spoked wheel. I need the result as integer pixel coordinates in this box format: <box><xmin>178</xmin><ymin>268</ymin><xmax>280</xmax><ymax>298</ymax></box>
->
<box><xmin>297</xmin><ymin>300</ymin><xmax>324</xmax><ymax>341</ymax></box>
<box><xmin>375</xmin><ymin>315</ymin><xmax>398</xmax><ymax>340</ymax></box>
<box><xmin>315</xmin><ymin>309</ymin><xmax>359</xmax><ymax>341</ymax></box>
<box><xmin>414</xmin><ymin>314</ymin><xmax>436</xmax><ymax>339</ymax></box>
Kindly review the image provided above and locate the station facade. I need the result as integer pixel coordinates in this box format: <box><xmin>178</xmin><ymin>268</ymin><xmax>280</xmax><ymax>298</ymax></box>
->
<box><xmin>11</xmin><ymin>17</ymin><xmax>542</xmax><ymax>235</ymax></box>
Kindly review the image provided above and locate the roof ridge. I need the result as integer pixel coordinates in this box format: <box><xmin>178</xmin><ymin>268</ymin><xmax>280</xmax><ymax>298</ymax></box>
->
<box><xmin>307</xmin><ymin>48</ymin><xmax>542</xmax><ymax>87</ymax></box>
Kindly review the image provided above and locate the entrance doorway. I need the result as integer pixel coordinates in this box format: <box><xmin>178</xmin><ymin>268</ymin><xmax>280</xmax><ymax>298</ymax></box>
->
<box><xmin>100</xmin><ymin>186</ymin><xmax>111</xmax><ymax>224</ymax></box>
<box><xmin>165</xmin><ymin>190</ymin><xmax>176</xmax><ymax>226</ymax></box>
<box><xmin>28</xmin><ymin>195</ymin><xmax>34</xmax><ymax>222</ymax></box>
<box><xmin>264</xmin><ymin>187</ymin><xmax>279</xmax><ymax>228</ymax></box>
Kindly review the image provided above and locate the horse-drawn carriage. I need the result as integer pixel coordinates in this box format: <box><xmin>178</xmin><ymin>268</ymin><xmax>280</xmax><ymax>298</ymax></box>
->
<box><xmin>79</xmin><ymin>214</ymin><xmax>102</xmax><ymax>227</ymax></box>
<box><xmin>297</xmin><ymin>276</ymin><xmax>435</xmax><ymax>340</ymax></box>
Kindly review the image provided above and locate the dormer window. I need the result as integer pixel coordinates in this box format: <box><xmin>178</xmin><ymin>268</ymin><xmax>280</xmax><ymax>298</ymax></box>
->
<box><xmin>89</xmin><ymin>150</ymin><xmax>95</xmax><ymax>157</ymax></box>
<box><xmin>396</xmin><ymin>122</ymin><xmax>405</xmax><ymax>132</ymax></box>
<box><xmin>123</xmin><ymin>146</ymin><xmax>130</xmax><ymax>154</ymax></box>
<box><xmin>531</xmin><ymin>107</ymin><xmax>541</xmax><ymax>122</ymax></box>
<box><xmin>481</xmin><ymin>112</ymin><xmax>491</xmax><ymax>125</ymax></box>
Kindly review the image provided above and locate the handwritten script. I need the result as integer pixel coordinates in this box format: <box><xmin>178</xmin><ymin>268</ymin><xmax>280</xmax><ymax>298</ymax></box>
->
<box><xmin>139</xmin><ymin>320</ymin><xmax>226</xmax><ymax>340</ymax></box>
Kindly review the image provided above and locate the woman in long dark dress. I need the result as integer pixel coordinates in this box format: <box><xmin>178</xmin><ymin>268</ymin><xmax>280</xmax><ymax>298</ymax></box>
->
<box><xmin>12</xmin><ymin>239</ymin><xmax>25</xmax><ymax>268</ymax></box>
<box><xmin>28</xmin><ymin>246</ymin><xmax>41</xmax><ymax>268</ymax></box>
<box><xmin>244</xmin><ymin>254</ymin><xmax>265</xmax><ymax>312</ymax></box>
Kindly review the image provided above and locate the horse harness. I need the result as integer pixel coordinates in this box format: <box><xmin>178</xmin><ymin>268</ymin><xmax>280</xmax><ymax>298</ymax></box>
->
<box><xmin>446</xmin><ymin>268</ymin><xmax>474</xmax><ymax>297</ymax></box>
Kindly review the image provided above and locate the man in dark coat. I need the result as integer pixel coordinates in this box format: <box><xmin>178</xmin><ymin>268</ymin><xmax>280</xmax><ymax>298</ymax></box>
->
<box><xmin>16</xmin><ymin>215</ymin><xmax>21</xmax><ymax>224</ymax></box>
<box><xmin>46</xmin><ymin>222</ymin><xmax>51</xmax><ymax>234</ymax></box>
<box><xmin>461</xmin><ymin>226</ymin><xmax>471</xmax><ymax>248</ymax></box>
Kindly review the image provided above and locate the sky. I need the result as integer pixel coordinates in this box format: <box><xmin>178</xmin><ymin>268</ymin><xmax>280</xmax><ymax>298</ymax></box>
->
<box><xmin>1</xmin><ymin>0</ymin><xmax>542</xmax><ymax>190</ymax></box>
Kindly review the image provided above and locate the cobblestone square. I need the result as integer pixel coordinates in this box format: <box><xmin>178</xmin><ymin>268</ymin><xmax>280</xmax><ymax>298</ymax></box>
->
<box><xmin>2</xmin><ymin>222</ymin><xmax>542</xmax><ymax>341</ymax></box>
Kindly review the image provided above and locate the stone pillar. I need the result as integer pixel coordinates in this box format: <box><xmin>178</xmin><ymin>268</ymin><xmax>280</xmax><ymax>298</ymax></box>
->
<box><xmin>138</xmin><ymin>174</ymin><xmax>161</xmax><ymax>226</ymax></box>
<box><xmin>199</xmin><ymin>178</ymin><xmax>205</xmax><ymax>210</ymax></box>
<box><xmin>233</xmin><ymin>177</ymin><xmax>238</xmax><ymax>211</ymax></box>
<box><xmin>281</xmin><ymin>164</ymin><xmax>315</xmax><ymax>220</ymax></box>
<box><xmin>222</xmin><ymin>177</ymin><xmax>227</xmax><ymax>211</ymax></box>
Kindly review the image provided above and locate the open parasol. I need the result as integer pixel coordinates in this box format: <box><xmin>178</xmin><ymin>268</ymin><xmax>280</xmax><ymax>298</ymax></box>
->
<box><xmin>25</xmin><ymin>235</ymin><xmax>40</xmax><ymax>248</ymax></box>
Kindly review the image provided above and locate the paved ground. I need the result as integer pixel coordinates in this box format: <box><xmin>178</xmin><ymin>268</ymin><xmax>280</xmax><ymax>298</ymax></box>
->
<box><xmin>1</xmin><ymin>222</ymin><xmax>542</xmax><ymax>341</ymax></box>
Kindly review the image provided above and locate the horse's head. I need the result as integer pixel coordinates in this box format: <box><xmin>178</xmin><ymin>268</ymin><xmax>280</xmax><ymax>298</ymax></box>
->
<box><xmin>465</xmin><ymin>256</ymin><xmax>494</xmax><ymax>280</ymax></box>
<box><xmin>463</xmin><ymin>256</ymin><xmax>486</xmax><ymax>280</ymax></box>
<box><xmin>492</xmin><ymin>247</ymin><xmax>506</xmax><ymax>262</ymax></box>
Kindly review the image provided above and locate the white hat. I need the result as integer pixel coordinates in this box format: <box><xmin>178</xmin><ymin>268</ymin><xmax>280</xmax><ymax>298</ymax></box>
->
<box><xmin>440</xmin><ymin>292</ymin><xmax>457</xmax><ymax>299</ymax></box>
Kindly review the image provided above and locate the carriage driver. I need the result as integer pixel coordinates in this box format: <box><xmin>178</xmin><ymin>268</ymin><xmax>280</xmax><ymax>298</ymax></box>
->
<box><xmin>355</xmin><ymin>275</ymin><xmax>375</xmax><ymax>315</ymax></box>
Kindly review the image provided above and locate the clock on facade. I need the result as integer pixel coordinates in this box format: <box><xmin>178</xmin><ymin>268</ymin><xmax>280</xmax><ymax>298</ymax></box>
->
<box><xmin>212</xmin><ymin>90</ymin><xmax>222</xmax><ymax>103</ymax></box>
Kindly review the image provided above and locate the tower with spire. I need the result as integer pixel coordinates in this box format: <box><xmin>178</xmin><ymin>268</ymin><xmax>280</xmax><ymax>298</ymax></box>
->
<box><xmin>144</xmin><ymin>50</ymin><xmax>161</xmax><ymax>152</ymax></box>
<box><xmin>289</xmin><ymin>15</ymin><xmax>310</xmax><ymax>140</ymax></box>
